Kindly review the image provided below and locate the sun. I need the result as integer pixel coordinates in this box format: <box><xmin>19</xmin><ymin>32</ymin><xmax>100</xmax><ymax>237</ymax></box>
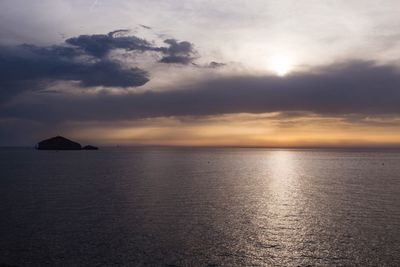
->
<box><xmin>268</xmin><ymin>55</ymin><xmax>293</xmax><ymax>76</ymax></box>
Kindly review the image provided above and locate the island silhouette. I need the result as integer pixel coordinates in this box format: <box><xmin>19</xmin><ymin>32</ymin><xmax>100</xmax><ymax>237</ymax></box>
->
<box><xmin>36</xmin><ymin>136</ymin><xmax>98</xmax><ymax>150</ymax></box>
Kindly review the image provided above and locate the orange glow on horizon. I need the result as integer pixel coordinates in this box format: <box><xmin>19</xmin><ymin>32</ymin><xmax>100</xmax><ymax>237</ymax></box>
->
<box><xmin>62</xmin><ymin>113</ymin><xmax>400</xmax><ymax>148</ymax></box>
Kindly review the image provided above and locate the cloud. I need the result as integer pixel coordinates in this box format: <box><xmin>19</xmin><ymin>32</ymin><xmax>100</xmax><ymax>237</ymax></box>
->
<box><xmin>65</xmin><ymin>29</ymin><xmax>153</xmax><ymax>58</ymax></box>
<box><xmin>0</xmin><ymin>43</ymin><xmax>149</xmax><ymax>100</ymax></box>
<box><xmin>139</xmin><ymin>24</ymin><xmax>152</xmax><ymax>30</ymax></box>
<box><xmin>2</xmin><ymin>60</ymin><xmax>400</xmax><ymax>122</ymax></box>
<box><xmin>159</xmin><ymin>39</ymin><xmax>198</xmax><ymax>64</ymax></box>
<box><xmin>207</xmin><ymin>61</ymin><xmax>227</xmax><ymax>68</ymax></box>
<box><xmin>65</xmin><ymin>30</ymin><xmax>199</xmax><ymax>64</ymax></box>
<box><xmin>0</xmin><ymin>30</ymin><xmax>204</xmax><ymax>100</ymax></box>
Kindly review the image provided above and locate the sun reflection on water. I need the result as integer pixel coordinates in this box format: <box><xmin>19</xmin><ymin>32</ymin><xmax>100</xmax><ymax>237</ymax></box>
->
<box><xmin>256</xmin><ymin>150</ymin><xmax>310</xmax><ymax>263</ymax></box>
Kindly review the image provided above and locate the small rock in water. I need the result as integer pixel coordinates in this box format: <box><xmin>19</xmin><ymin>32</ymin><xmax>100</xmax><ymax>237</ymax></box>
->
<box><xmin>82</xmin><ymin>145</ymin><xmax>99</xmax><ymax>150</ymax></box>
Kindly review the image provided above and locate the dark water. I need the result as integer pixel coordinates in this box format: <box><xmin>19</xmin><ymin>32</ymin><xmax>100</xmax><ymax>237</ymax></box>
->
<box><xmin>0</xmin><ymin>148</ymin><xmax>399</xmax><ymax>266</ymax></box>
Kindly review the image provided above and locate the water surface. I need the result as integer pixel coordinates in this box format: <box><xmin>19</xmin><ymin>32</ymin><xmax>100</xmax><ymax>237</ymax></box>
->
<box><xmin>0</xmin><ymin>148</ymin><xmax>399</xmax><ymax>266</ymax></box>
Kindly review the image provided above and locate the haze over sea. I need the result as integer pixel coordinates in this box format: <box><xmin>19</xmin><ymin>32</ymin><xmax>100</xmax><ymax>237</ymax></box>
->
<box><xmin>1</xmin><ymin>147</ymin><xmax>399</xmax><ymax>266</ymax></box>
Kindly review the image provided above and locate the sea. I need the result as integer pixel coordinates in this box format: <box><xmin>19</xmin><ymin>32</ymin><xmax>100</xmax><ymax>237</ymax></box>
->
<box><xmin>0</xmin><ymin>147</ymin><xmax>399</xmax><ymax>266</ymax></box>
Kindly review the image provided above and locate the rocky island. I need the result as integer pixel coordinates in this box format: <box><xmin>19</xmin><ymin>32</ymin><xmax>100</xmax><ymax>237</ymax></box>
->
<box><xmin>36</xmin><ymin>136</ymin><xmax>98</xmax><ymax>150</ymax></box>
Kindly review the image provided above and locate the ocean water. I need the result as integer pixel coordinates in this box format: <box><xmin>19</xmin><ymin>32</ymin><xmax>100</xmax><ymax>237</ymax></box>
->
<box><xmin>0</xmin><ymin>147</ymin><xmax>399</xmax><ymax>266</ymax></box>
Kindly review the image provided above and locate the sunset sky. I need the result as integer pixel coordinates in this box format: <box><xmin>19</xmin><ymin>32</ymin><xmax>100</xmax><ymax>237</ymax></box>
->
<box><xmin>1</xmin><ymin>0</ymin><xmax>400</xmax><ymax>147</ymax></box>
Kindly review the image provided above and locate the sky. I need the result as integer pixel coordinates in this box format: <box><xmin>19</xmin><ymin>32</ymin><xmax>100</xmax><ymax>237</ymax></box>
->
<box><xmin>1</xmin><ymin>0</ymin><xmax>400</xmax><ymax>147</ymax></box>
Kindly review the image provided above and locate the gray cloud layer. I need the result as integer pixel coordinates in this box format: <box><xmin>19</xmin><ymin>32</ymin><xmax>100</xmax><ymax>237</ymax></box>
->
<box><xmin>2</xmin><ymin>60</ymin><xmax>400</xmax><ymax>123</ymax></box>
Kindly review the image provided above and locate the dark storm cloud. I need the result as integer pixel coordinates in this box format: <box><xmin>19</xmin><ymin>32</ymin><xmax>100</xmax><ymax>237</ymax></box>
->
<box><xmin>2</xmin><ymin>60</ymin><xmax>400</xmax><ymax>122</ymax></box>
<box><xmin>0</xmin><ymin>30</ymin><xmax>202</xmax><ymax>100</ymax></box>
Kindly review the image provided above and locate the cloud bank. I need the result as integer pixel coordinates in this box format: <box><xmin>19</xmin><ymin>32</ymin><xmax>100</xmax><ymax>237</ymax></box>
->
<box><xmin>2</xmin><ymin>60</ymin><xmax>400</xmax><ymax>123</ymax></box>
